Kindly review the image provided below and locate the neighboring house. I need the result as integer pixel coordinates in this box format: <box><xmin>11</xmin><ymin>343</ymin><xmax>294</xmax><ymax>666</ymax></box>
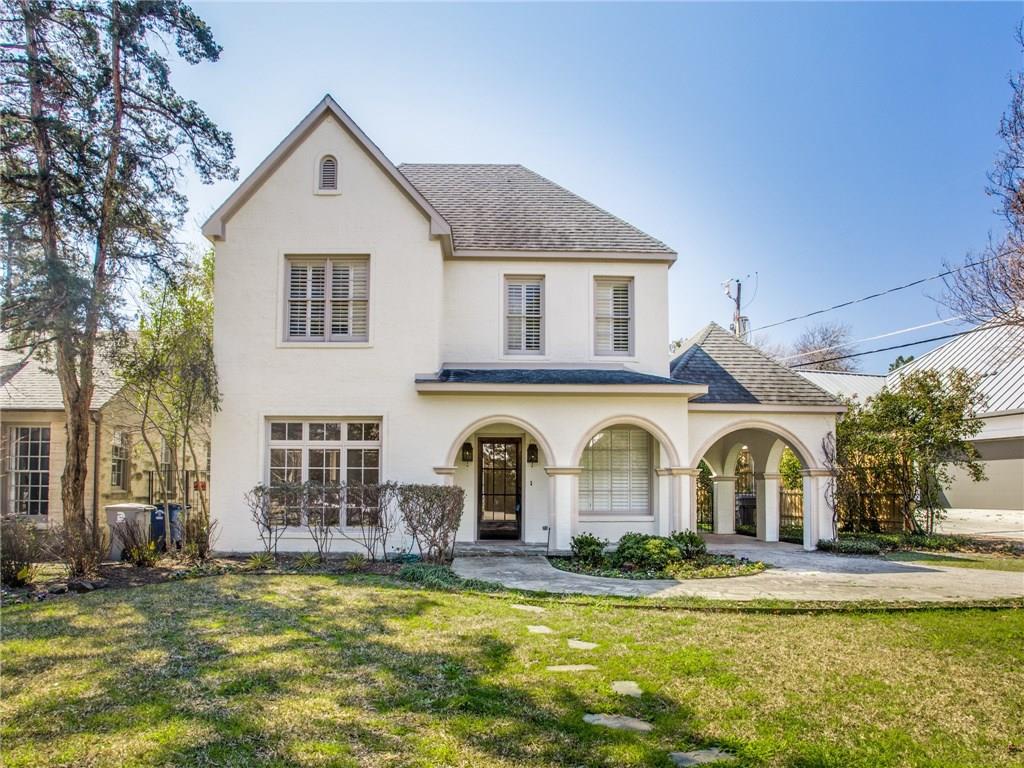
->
<box><xmin>204</xmin><ymin>96</ymin><xmax>843</xmax><ymax>554</ymax></box>
<box><xmin>0</xmin><ymin>341</ymin><xmax>208</xmax><ymax>527</ymax></box>
<box><xmin>889</xmin><ymin>323</ymin><xmax>1024</xmax><ymax>512</ymax></box>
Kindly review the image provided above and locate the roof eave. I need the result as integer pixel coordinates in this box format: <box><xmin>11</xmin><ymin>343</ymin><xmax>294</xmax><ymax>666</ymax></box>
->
<box><xmin>202</xmin><ymin>95</ymin><xmax>453</xmax><ymax>256</ymax></box>
<box><xmin>416</xmin><ymin>381</ymin><xmax>707</xmax><ymax>397</ymax></box>
<box><xmin>450</xmin><ymin>248</ymin><xmax>676</xmax><ymax>263</ymax></box>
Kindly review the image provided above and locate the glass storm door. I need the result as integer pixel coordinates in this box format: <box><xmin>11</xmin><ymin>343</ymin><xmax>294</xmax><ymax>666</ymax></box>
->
<box><xmin>478</xmin><ymin>438</ymin><xmax>522</xmax><ymax>540</ymax></box>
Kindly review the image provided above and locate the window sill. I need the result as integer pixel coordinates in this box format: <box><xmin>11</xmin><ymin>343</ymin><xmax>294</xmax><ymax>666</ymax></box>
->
<box><xmin>578</xmin><ymin>515</ymin><xmax>655</xmax><ymax>523</ymax></box>
<box><xmin>277</xmin><ymin>341</ymin><xmax>373</xmax><ymax>349</ymax></box>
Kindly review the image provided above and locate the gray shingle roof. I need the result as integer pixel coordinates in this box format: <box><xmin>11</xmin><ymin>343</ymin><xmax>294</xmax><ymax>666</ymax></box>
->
<box><xmin>398</xmin><ymin>164</ymin><xmax>674</xmax><ymax>256</ymax></box>
<box><xmin>0</xmin><ymin>337</ymin><xmax>121</xmax><ymax>411</ymax></box>
<box><xmin>419</xmin><ymin>368</ymin><xmax>692</xmax><ymax>386</ymax></box>
<box><xmin>887</xmin><ymin>322</ymin><xmax>1024</xmax><ymax>415</ymax></box>
<box><xmin>670</xmin><ymin>323</ymin><xmax>842</xmax><ymax>407</ymax></box>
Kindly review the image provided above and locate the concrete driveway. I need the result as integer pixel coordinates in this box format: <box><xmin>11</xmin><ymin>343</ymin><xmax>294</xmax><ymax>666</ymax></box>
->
<box><xmin>452</xmin><ymin>535</ymin><xmax>1024</xmax><ymax>602</ymax></box>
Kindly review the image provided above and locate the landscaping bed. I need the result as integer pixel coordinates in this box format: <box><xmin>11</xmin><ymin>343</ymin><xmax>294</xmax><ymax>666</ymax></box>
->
<box><xmin>552</xmin><ymin>531</ymin><xmax>767</xmax><ymax>581</ymax></box>
<box><xmin>819</xmin><ymin>531</ymin><xmax>1024</xmax><ymax>556</ymax></box>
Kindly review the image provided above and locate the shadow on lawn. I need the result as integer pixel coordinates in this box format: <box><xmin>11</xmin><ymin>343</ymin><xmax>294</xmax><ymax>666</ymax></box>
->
<box><xmin>1</xmin><ymin>575</ymin><xmax>885</xmax><ymax>767</ymax></box>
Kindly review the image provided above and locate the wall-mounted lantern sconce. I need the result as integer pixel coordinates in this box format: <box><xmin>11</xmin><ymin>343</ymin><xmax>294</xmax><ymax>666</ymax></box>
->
<box><xmin>461</xmin><ymin>441</ymin><xmax>474</xmax><ymax>463</ymax></box>
<box><xmin>526</xmin><ymin>443</ymin><xmax>539</xmax><ymax>466</ymax></box>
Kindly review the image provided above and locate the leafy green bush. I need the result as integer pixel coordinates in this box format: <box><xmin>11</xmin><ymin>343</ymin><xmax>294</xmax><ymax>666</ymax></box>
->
<box><xmin>570</xmin><ymin>532</ymin><xmax>608</xmax><ymax>566</ymax></box>
<box><xmin>779</xmin><ymin>525</ymin><xmax>804</xmax><ymax>544</ymax></box>
<box><xmin>670</xmin><ymin>530</ymin><xmax>707</xmax><ymax>558</ymax></box>
<box><xmin>612</xmin><ymin>532</ymin><xmax>682</xmax><ymax>571</ymax></box>
<box><xmin>817</xmin><ymin>538</ymin><xmax>881</xmax><ymax>555</ymax></box>
<box><xmin>396</xmin><ymin>563</ymin><xmax>500</xmax><ymax>592</ymax></box>
<box><xmin>839</xmin><ymin>531</ymin><xmax>974</xmax><ymax>552</ymax></box>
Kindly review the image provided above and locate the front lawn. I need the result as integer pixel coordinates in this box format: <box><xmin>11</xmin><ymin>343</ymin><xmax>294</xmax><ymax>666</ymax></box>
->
<box><xmin>882</xmin><ymin>551</ymin><xmax>1024</xmax><ymax>572</ymax></box>
<box><xmin>2</xmin><ymin>574</ymin><xmax>1022</xmax><ymax>768</ymax></box>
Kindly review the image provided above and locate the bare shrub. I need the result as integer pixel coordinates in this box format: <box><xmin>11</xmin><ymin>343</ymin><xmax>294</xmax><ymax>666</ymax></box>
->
<box><xmin>1</xmin><ymin>516</ymin><xmax>44</xmax><ymax>587</ymax></box>
<box><xmin>304</xmin><ymin>482</ymin><xmax>338</xmax><ymax>561</ymax></box>
<box><xmin>244</xmin><ymin>483</ymin><xmax>287</xmax><ymax>556</ymax></box>
<box><xmin>113</xmin><ymin>518</ymin><xmax>158</xmax><ymax>567</ymax></box>
<box><xmin>339</xmin><ymin>481</ymin><xmax>401</xmax><ymax>561</ymax></box>
<box><xmin>49</xmin><ymin>518</ymin><xmax>107</xmax><ymax>578</ymax></box>
<box><xmin>400</xmin><ymin>484</ymin><xmax>465</xmax><ymax>564</ymax></box>
<box><xmin>183</xmin><ymin>509</ymin><xmax>219</xmax><ymax>563</ymax></box>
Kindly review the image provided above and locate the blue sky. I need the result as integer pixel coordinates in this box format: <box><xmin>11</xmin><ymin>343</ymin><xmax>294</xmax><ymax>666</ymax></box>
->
<box><xmin>175</xmin><ymin>2</ymin><xmax>1022</xmax><ymax>373</ymax></box>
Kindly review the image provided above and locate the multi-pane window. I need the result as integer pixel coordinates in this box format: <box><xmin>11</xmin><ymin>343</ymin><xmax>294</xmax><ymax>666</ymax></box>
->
<box><xmin>286</xmin><ymin>257</ymin><xmax>369</xmax><ymax>343</ymax></box>
<box><xmin>111</xmin><ymin>430</ymin><xmax>129</xmax><ymax>490</ymax></box>
<box><xmin>578</xmin><ymin>426</ymin><xmax>652</xmax><ymax>516</ymax></box>
<box><xmin>319</xmin><ymin>156</ymin><xmax>338</xmax><ymax>191</ymax></box>
<box><xmin>9</xmin><ymin>427</ymin><xmax>50</xmax><ymax>516</ymax></box>
<box><xmin>505</xmin><ymin>276</ymin><xmax>544</xmax><ymax>354</ymax></box>
<box><xmin>266</xmin><ymin>420</ymin><xmax>381</xmax><ymax>527</ymax></box>
<box><xmin>594</xmin><ymin>277</ymin><xmax>633</xmax><ymax>356</ymax></box>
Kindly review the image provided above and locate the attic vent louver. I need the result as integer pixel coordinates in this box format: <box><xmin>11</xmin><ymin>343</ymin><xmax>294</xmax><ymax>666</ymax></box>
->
<box><xmin>319</xmin><ymin>156</ymin><xmax>338</xmax><ymax>191</ymax></box>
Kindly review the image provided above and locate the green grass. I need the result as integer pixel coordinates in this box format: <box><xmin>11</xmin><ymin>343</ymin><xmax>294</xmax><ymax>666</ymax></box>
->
<box><xmin>2</xmin><ymin>574</ymin><xmax>1023</xmax><ymax>768</ymax></box>
<box><xmin>883</xmin><ymin>551</ymin><xmax>1024</xmax><ymax>572</ymax></box>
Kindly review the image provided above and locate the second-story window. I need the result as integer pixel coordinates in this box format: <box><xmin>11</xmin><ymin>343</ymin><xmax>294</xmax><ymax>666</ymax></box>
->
<box><xmin>504</xmin><ymin>276</ymin><xmax>544</xmax><ymax>355</ymax></box>
<box><xmin>594</xmin><ymin>276</ymin><xmax>633</xmax><ymax>356</ymax></box>
<box><xmin>286</xmin><ymin>256</ymin><xmax>369</xmax><ymax>343</ymax></box>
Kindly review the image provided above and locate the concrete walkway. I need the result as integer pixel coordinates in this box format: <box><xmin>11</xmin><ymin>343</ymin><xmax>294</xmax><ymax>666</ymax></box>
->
<box><xmin>452</xmin><ymin>536</ymin><xmax>1024</xmax><ymax>602</ymax></box>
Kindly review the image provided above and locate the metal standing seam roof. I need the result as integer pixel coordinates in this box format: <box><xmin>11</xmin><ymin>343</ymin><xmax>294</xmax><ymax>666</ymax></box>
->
<box><xmin>797</xmin><ymin>370</ymin><xmax>887</xmax><ymax>401</ymax></box>
<box><xmin>417</xmin><ymin>368</ymin><xmax>697</xmax><ymax>386</ymax></box>
<box><xmin>398</xmin><ymin>164</ymin><xmax>675</xmax><ymax>257</ymax></box>
<box><xmin>887</xmin><ymin>322</ymin><xmax>1024</xmax><ymax>415</ymax></box>
<box><xmin>669</xmin><ymin>323</ymin><xmax>842</xmax><ymax>407</ymax></box>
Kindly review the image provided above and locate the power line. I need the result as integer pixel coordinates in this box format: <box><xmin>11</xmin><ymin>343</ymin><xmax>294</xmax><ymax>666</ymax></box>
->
<box><xmin>789</xmin><ymin>327</ymin><xmax>985</xmax><ymax>368</ymax></box>
<box><xmin>750</xmin><ymin>254</ymin><xmax>1003</xmax><ymax>334</ymax></box>
<box><xmin>780</xmin><ymin>315</ymin><xmax>965</xmax><ymax>362</ymax></box>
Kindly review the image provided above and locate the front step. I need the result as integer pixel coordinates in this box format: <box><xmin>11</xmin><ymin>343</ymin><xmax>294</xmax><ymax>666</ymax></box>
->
<box><xmin>454</xmin><ymin>541</ymin><xmax>548</xmax><ymax>557</ymax></box>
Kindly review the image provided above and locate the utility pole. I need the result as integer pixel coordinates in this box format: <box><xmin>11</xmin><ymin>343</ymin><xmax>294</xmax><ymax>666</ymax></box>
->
<box><xmin>723</xmin><ymin>276</ymin><xmax>751</xmax><ymax>341</ymax></box>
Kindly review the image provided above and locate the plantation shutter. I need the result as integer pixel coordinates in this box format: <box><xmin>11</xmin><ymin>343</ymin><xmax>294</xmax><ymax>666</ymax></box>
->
<box><xmin>329</xmin><ymin>258</ymin><xmax>369</xmax><ymax>342</ymax></box>
<box><xmin>287</xmin><ymin>262</ymin><xmax>326</xmax><ymax>339</ymax></box>
<box><xmin>319</xmin><ymin>156</ymin><xmax>338</xmax><ymax>190</ymax></box>
<box><xmin>594</xmin><ymin>277</ymin><xmax>633</xmax><ymax>355</ymax></box>
<box><xmin>505</xmin><ymin>277</ymin><xmax>543</xmax><ymax>354</ymax></box>
<box><xmin>578</xmin><ymin>427</ymin><xmax>651</xmax><ymax>516</ymax></box>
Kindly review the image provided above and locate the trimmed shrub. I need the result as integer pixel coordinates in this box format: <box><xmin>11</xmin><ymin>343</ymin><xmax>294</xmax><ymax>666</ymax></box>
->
<box><xmin>670</xmin><ymin>530</ymin><xmax>707</xmax><ymax>559</ymax></box>
<box><xmin>396</xmin><ymin>563</ymin><xmax>500</xmax><ymax>592</ymax></box>
<box><xmin>400</xmin><ymin>484</ymin><xmax>465</xmax><ymax>564</ymax></box>
<box><xmin>570</xmin><ymin>532</ymin><xmax>608</xmax><ymax>567</ymax></box>
<box><xmin>612</xmin><ymin>532</ymin><xmax>682</xmax><ymax>571</ymax></box>
<box><xmin>817</xmin><ymin>538</ymin><xmax>881</xmax><ymax>555</ymax></box>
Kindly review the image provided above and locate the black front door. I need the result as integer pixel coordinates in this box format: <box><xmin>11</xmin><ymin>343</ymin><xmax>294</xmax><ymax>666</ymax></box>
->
<box><xmin>478</xmin><ymin>438</ymin><xmax>522</xmax><ymax>540</ymax></box>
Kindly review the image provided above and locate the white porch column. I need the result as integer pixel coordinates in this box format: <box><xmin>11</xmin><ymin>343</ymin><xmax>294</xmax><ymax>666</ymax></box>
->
<box><xmin>655</xmin><ymin>469</ymin><xmax>673</xmax><ymax>536</ymax></box>
<box><xmin>545</xmin><ymin>467</ymin><xmax>580</xmax><ymax>553</ymax></box>
<box><xmin>755</xmin><ymin>472</ymin><xmax>781</xmax><ymax>543</ymax></box>
<box><xmin>679</xmin><ymin>469</ymin><xmax>698</xmax><ymax>533</ymax></box>
<box><xmin>801</xmin><ymin>469</ymin><xmax>834</xmax><ymax>551</ymax></box>
<box><xmin>712</xmin><ymin>475</ymin><xmax>736</xmax><ymax>534</ymax></box>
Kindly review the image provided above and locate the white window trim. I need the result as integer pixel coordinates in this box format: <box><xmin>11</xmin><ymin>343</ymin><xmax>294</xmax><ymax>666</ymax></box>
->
<box><xmin>263</xmin><ymin>418</ymin><xmax>384</xmax><ymax>531</ymax></box>
<box><xmin>589</xmin><ymin>271</ymin><xmax>637</xmax><ymax>361</ymax></box>
<box><xmin>313</xmin><ymin>153</ymin><xmax>342</xmax><ymax>196</ymax></box>
<box><xmin>6</xmin><ymin>424</ymin><xmax>51</xmax><ymax>517</ymax></box>
<box><xmin>501</xmin><ymin>274</ymin><xmax>546</xmax><ymax>357</ymax></box>
<box><xmin>276</xmin><ymin>250</ymin><xmax>375</xmax><ymax>348</ymax></box>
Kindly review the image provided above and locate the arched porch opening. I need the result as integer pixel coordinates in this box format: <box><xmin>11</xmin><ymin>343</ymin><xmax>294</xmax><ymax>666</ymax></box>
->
<box><xmin>444</xmin><ymin>417</ymin><xmax>554</xmax><ymax>545</ymax></box>
<box><xmin>693</xmin><ymin>424</ymin><xmax>816</xmax><ymax>545</ymax></box>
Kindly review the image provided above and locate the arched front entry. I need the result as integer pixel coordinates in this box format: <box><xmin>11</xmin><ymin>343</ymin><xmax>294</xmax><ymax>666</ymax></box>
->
<box><xmin>691</xmin><ymin>422</ymin><xmax>830</xmax><ymax>550</ymax></box>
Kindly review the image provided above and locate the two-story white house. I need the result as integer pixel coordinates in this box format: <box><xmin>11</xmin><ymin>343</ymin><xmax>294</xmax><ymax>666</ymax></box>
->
<box><xmin>205</xmin><ymin>96</ymin><xmax>842</xmax><ymax>554</ymax></box>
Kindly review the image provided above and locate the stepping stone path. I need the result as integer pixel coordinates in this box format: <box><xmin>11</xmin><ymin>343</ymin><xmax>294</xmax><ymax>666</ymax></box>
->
<box><xmin>510</xmin><ymin>603</ymin><xmax>545</xmax><ymax>613</ymax></box>
<box><xmin>567</xmin><ymin>639</ymin><xmax>597</xmax><ymax>650</ymax></box>
<box><xmin>668</xmin><ymin>748</ymin><xmax>736</xmax><ymax>766</ymax></box>
<box><xmin>611</xmin><ymin>680</ymin><xmax>642</xmax><ymax>697</ymax></box>
<box><xmin>583</xmin><ymin>713</ymin><xmax>653</xmax><ymax>732</ymax></box>
<box><xmin>545</xmin><ymin>664</ymin><xmax>597</xmax><ymax>672</ymax></box>
<box><xmin>527</xmin><ymin>625</ymin><xmax>553</xmax><ymax>634</ymax></box>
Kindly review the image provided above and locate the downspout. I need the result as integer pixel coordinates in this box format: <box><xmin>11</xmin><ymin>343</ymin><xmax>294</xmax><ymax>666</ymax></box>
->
<box><xmin>90</xmin><ymin>409</ymin><xmax>101</xmax><ymax>537</ymax></box>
